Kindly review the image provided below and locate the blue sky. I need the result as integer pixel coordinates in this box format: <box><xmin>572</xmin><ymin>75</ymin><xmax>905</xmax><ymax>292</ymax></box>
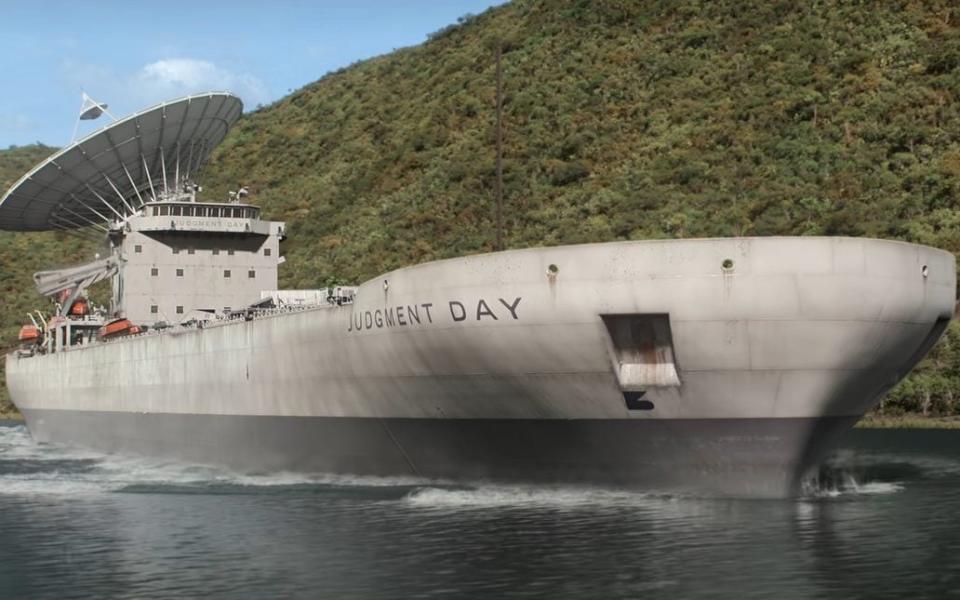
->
<box><xmin>0</xmin><ymin>1</ymin><xmax>506</xmax><ymax>148</ymax></box>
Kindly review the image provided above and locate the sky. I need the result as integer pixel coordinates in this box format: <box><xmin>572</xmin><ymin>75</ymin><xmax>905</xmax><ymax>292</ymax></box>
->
<box><xmin>0</xmin><ymin>0</ymin><xmax>506</xmax><ymax>148</ymax></box>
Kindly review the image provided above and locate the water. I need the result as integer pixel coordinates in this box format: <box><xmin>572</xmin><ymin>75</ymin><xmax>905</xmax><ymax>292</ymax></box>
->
<box><xmin>1</xmin><ymin>423</ymin><xmax>959</xmax><ymax>599</ymax></box>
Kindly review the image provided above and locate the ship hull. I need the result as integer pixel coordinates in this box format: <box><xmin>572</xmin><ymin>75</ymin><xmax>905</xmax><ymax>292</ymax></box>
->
<box><xmin>20</xmin><ymin>408</ymin><xmax>858</xmax><ymax>497</ymax></box>
<box><xmin>7</xmin><ymin>237</ymin><xmax>956</xmax><ymax>496</ymax></box>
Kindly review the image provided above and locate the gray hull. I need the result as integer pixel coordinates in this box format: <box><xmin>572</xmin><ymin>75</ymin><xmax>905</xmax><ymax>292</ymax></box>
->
<box><xmin>21</xmin><ymin>408</ymin><xmax>857</xmax><ymax>497</ymax></box>
<box><xmin>7</xmin><ymin>237</ymin><xmax>956</xmax><ymax>496</ymax></box>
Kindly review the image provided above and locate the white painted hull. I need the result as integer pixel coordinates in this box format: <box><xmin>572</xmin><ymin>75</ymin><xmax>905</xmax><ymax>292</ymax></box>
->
<box><xmin>7</xmin><ymin>237</ymin><xmax>955</xmax><ymax>496</ymax></box>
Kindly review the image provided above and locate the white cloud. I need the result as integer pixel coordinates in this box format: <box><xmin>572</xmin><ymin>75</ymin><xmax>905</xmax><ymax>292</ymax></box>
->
<box><xmin>60</xmin><ymin>57</ymin><xmax>271</xmax><ymax>116</ymax></box>
<box><xmin>134</xmin><ymin>59</ymin><xmax>269</xmax><ymax>107</ymax></box>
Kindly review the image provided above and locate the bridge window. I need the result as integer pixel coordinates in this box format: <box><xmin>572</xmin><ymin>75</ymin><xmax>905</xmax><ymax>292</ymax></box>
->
<box><xmin>172</xmin><ymin>206</ymin><xmax>182</xmax><ymax>216</ymax></box>
<box><xmin>195</xmin><ymin>206</ymin><xmax>207</xmax><ymax>217</ymax></box>
<box><xmin>183</xmin><ymin>206</ymin><xmax>194</xmax><ymax>217</ymax></box>
<box><xmin>187</xmin><ymin>248</ymin><xmax>195</xmax><ymax>255</ymax></box>
<box><xmin>158</xmin><ymin>205</ymin><xmax>169</xmax><ymax>216</ymax></box>
<box><xmin>228</xmin><ymin>249</ymin><xmax>235</xmax><ymax>256</ymax></box>
<box><xmin>213</xmin><ymin>249</ymin><xmax>220</xmax><ymax>255</ymax></box>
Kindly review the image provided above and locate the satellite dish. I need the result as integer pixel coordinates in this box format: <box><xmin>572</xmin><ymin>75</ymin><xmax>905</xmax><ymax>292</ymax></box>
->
<box><xmin>0</xmin><ymin>92</ymin><xmax>243</xmax><ymax>232</ymax></box>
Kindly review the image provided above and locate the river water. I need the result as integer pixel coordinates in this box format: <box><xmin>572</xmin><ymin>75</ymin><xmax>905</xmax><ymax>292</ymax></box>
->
<box><xmin>0</xmin><ymin>422</ymin><xmax>958</xmax><ymax>599</ymax></box>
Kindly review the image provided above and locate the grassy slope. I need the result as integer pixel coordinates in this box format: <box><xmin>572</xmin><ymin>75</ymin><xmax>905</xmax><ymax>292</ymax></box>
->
<box><xmin>3</xmin><ymin>0</ymin><xmax>960</xmax><ymax>416</ymax></box>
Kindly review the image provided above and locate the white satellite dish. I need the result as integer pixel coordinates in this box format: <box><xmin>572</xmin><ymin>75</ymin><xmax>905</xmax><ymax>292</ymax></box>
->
<box><xmin>0</xmin><ymin>93</ymin><xmax>243</xmax><ymax>232</ymax></box>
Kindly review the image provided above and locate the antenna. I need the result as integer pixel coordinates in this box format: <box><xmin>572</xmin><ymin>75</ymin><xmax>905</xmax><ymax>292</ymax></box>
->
<box><xmin>71</xmin><ymin>91</ymin><xmax>118</xmax><ymax>143</ymax></box>
<box><xmin>494</xmin><ymin>44</ymin><xmax>505</xmax><ymax>252</ymax></box>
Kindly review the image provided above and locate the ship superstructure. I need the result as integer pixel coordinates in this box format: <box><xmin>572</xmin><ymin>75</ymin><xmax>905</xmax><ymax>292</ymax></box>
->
<box><xmin>1</xmin><ymin>93</ymin><xmax>955</xmax><ymax>497</ymax></box>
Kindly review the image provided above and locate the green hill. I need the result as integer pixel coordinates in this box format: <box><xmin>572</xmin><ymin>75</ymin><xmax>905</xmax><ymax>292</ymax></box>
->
<box><xmin>3</xmin><ymin>0</ymin><xmax>960</xmax><ymax>416</ymax></box>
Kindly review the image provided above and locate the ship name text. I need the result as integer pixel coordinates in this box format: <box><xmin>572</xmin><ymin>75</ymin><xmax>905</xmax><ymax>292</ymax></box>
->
<box><xmin>347</xmin><ymin>297</ymin><xmax>522</xmax><ymax>332</ymax></box>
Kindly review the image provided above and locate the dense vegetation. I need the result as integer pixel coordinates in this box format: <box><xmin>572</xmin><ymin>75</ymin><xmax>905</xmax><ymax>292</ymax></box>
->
<box><xmin>3</xmin><ymin>0</ymin><xmax>960</xmax><ymax>416</ymax></box>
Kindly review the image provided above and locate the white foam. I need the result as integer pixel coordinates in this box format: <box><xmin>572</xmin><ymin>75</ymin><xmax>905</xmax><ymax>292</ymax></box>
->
<box><xmin>802</xmin><ymin>474</ymin><xmax>905</xmax><ymax>499</ymax></box>
<box><xmin>0</xmin><ymin>424</ymin><xmax>433</xmax><ymax>496</ymax></box>
<box><xmin>404</xmin><ymin>485</ymin><xmax>673</xmax><ymax>510</ymax></box>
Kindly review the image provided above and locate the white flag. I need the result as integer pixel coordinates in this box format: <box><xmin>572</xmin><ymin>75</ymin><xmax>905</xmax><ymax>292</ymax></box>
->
<box><xmin>79</xmin><ymin>92</ymin><xmax>108</xmax><ymax>120</ymax></box>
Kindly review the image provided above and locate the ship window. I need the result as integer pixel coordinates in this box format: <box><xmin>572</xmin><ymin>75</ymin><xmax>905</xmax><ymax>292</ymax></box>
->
<box><xmin>187</xmin><ymin>248</ymin><xmax>195</xmax><ymax>255</ymax></box>
<box><xmin>159</xmin><ymin>205</ymin><xmax>169</xmax><ymax>216</ymax></box>
<box><xmin>172</xmin><ymin>206</ymin><xmax>182</xmax><ymax>216</ymax></box>
<box><xmin>228</xmin><ymin>249</ymin><xmax>235</xmax><ymax>256</ymax></box>
<box><xmin>224</xmin><ymin>270</ymin><xmax>231</xmax><ymax>278</ymax></box>
<box><xmin>151</xmin><ymin>305</ymin><xmax>158</xmax><ymax>314</ymax></box>
<box><xmin>172</xmin><ymin>248</ymin><xmax>180</xmax><ymax>255</ymax></box>
<box><xmin>264</xmin><ymin>248</ymin><xmax>271</xmax><ymax>257</ymax></box>
<box><xmin>176</xmin><ymin>306</ymin><xmax>184</xmax><ymax>314</ymax></box>
<box><xmin>195</xmin><ymin>206</ymin><xmax>207</xmax><ymax>217</ymax></box>
<box><xmin>213</xmin><ymin>248</ymin><xmax>220</xmax><ymax>255</ymax></box>
<box><xmin>224</xmin><ymin>306</ymin><xmax>231</xmax><ymax>313</ymax></box>
<box><xmin>151</xmin><ymin>267</ymin><xmax>158</xmax><ymax>277</ymax></box>
<box><xmin>176</xmin><ymin>268</ymin><xmax>184</xmax><ymax>277</ymax></box>
<box><xmin>248</xmin><ymin>270</ymin><xmax>256</xmax><ymax>278</ymax></box>
<box><xmin>183</xmin><ymin>206</ymin><xmax>194</xmax><ymax>217</ymax></box>
<box><xmin>135</xmin><ymin>244</ymin><xmax>142</xmax><ymax>253</ymax></box>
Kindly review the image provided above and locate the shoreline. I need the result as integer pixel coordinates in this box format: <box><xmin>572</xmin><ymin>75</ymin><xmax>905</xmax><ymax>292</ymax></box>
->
<box><xmin>854</xmin><ymin>415</ymin><xmax>960</xmax><ymax>429</ymax></box>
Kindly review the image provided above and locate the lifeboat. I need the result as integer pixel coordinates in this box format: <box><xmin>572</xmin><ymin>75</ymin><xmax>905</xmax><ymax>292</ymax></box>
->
<box><xmin>18</xmin><ymin>325</ymin><xmax>40</xmax><ymax>343</ymax></box>
<box><xmin>98</xmin><ymin>318</ymin><xmax>137</xmax><ymax>339</ymax></box>
<box><xmin>69</xmin><ymin>297</ymin><xmax>90</xmax><ymax>316</ymax></box>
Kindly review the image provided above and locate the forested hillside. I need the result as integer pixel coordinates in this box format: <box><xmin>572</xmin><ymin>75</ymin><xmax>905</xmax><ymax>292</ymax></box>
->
<box><xmin>3</xmin><ymin>0</ymin><xmax>960</xmax><ymax>415</ymax></box>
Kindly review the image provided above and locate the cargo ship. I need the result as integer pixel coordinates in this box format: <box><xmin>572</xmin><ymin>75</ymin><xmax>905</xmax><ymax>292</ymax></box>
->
<box><xmin>2</xmin><ymin>93</ymin><xmax>955</xmax><ymax>497</ymax></box>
